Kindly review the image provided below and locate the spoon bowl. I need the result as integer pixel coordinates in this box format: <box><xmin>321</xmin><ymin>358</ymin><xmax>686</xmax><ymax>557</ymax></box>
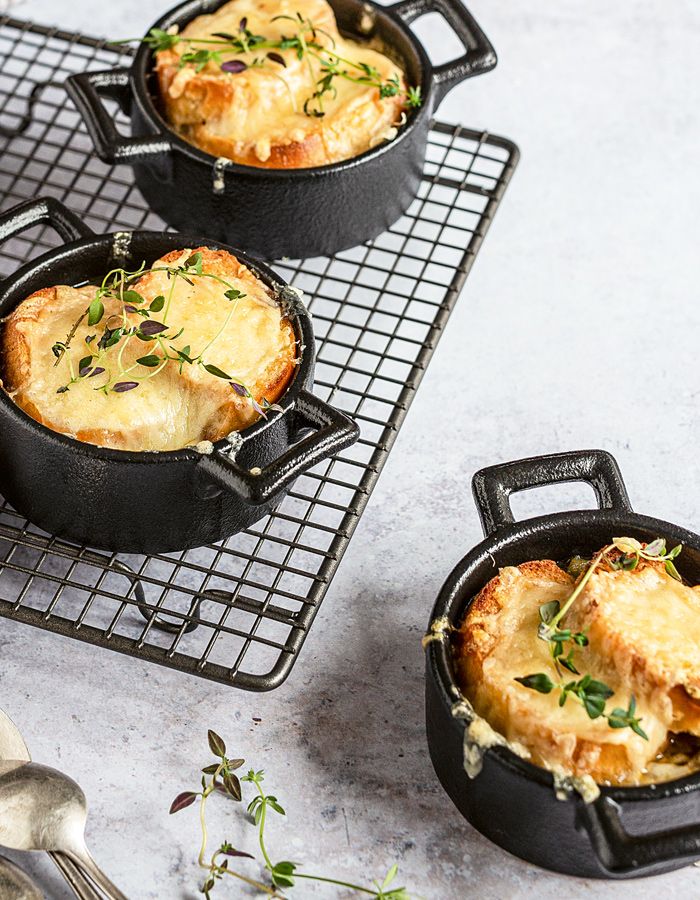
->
<box><xmin>0</xmin><ymin>760</ymin><xmax>127</xmax><ymax>900</ymax></box>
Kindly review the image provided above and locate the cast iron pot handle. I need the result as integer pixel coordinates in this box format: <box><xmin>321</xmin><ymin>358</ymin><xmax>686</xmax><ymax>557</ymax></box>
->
<box><xmin>197</xmin><ymin>390</ymin><xmax>359</xmax><ymax>506</ymax></box>
<box><xmin>472</xmin><ymin>449</ymin><xmax>632</xmax><ymax>537</ymax></box>
<box><xmin>0</xmin><ymin>197</ymin><xmax>94</xmax><ymax>246</ymax></box>
<box><xmin>578</xmin><ymin>794</ymin><xmax>700</xmax><ymax>876</ymax></box>
<box><xmin>65</xmin><ymin>69</ymin><xmax>172</xmax><ymax>164</ymax></box>
<box><xmin>387</xmin><ymin>0</ymin><xmax>496</xmax><ymax>106</ymax></box>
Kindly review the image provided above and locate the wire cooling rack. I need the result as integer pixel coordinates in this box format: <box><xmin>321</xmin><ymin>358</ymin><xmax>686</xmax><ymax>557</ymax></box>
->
<box><xmin>0</xmin><ymin>16</ymin><xmax>518</xmax><ymax>690</ymax></box>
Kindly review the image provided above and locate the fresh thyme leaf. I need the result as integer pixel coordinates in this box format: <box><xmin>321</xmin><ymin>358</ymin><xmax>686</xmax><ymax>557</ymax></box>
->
<box><xmin>271</xmin><ymin>860</ymin><xmax>296</xmax><ymax>888</ymax></box>
<box><xmin>170</xmin><ymin>791</ymin><xmax>199</xmax><ymax>814</ymax></box>
<box><xmin>122</xmin><ymin>289</ymin><xmax>145</xmax><ymax>305</ymax></box>
<box><xmin>223</xmin><ymin>772</ymin><xmax>242</xmax><ymax>801</ymax></box>
<box><xmin>98</xmin><ymin>326</ymin><xmax>123</xmax><ymax>350</ymax></box>
<box><xmin>144</xmin><ymin>27</ymin><xmax>180</xmax><ymax>51</ymax></box>
<box><xmin>539</xmin><ymin>600</ymin><xmax>560</xmax><ymax>624</ymax></box>
<box><xmin>266</xmin><ymin>51</ymin><xmax>286</xmax><ymax>67</ymax></box>
<box><xmin>558</xmin><ymin>649</ymin><xmax>579</xmax><ymax>675</ymax></box>
<box><xmin>207</xmin><ymin>729</ymin><xmax>226</xmax><ymax>758</ymax></box>
<box><xmin>87</xmin><ymin>297</ymin><xmax>104</xmax><ymax>326</ymax></box>
<box><xmin>137</xmin><ymin>354</ymin><xmax>161</xmax><ymax>368</ymax></box>
<box><xmin>406</xmin><ymin>85</ymin><xmax>422</xmax><ymax>108</ymax></box>
<box><xmin>224</xmin><ymin>288</ymin><xmax>245</xmax><ymax>301</ymax></box>
<box><xmin>666</xmin><ymin>559</ymin><xmax>682</xmax><ymax>581</ymax></box>
<box><xmin>230</xmin><ymin>382</ymin><xmax>249</xmax><ymax>397</ymax></box>
<box><xmin>644</xmin><ymin>538</ymin><xmax>666</xmax><ymax>557</ymax></box>
<box><xmin>515</xmin><ymin>673</ymin><xmax>554</xmax><ymax>693</ymax></box>
<box><xmin>78</xmin><ymin>355</ymin><xmax>93</xmax><ymax>376</ymax></box>
<box><xmin>149</xmin><ymin>294</ymin><xmax>165</xmax><ymax>312</ymax></box>
<box><xmin>184</xmin><ymin>251</ymin><xmax>203</xmax><ymax>274</ymax></box>
<box><xmin>139</xmin><ymin>320</ymin><xmax>168</xmax><ymax>336</ymax></box>
<box><xmin>613</xmin><ymin>536</ymin><xmax>642</xmax><ymax>555</ymax></box>
<box><xmin>56</xmin><ymin>385</ymin><xmax>70</xmax><ymax>394</ymax></box>
<box><xmin>204</xmin><ymin>363</ymin><xmax>232</xmax><ymax>380</ymax></box>
<box><xmin>221</xmin><ymin>59</ymin><xmax>247</xmax><ymax>73</ymax></box>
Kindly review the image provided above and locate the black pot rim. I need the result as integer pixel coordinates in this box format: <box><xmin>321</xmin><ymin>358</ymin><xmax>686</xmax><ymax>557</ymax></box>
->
<box><xmin>129</xmin><ymin>0</ymin><xmax>433</xmax><ymax>177</ymax></box>
<box><xmin>0</xmin><ymin>230</ymin><xmax>313</xmax><ymax>464</ymax></box>
<box><xmin>428</xmin><ymin>506</ymin><xmax>700</xmax><ymax>804</ymax></box>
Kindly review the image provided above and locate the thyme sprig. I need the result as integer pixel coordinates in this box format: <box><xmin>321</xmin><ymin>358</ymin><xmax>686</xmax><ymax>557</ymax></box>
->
<box><xmin>171</xmin><ymin>730</ymin><xmax>411</xmax><ymax>899</ymax></box>
<box><xmin>114</xmin><ymin>13</ymin><xmax>422</xmax><ymax>118</ymax></box>
<box><xmin>515</xmin><ymin>537</ymin><xmax>684</xmax><ymax>741</ymax></box>
<box><xmin>51</xmin><ymin>253</ymin><xmax>283</xmax><ymax>418</ymax></box>
<box><xmin>515</xmin><ymin>674</ymin><xmax>648</xmax><ymax>740</ymax></box>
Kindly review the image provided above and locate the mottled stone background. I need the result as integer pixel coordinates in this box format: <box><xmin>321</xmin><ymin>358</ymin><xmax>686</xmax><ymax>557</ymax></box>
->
<box><xmin>1</xmin><ymin>0</ymin><xmax>699</xmax><ymax>897</ymax></box>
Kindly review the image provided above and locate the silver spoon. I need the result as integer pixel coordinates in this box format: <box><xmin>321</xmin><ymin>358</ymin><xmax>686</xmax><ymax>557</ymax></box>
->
<box><xmin>0</xmin><ymin>711</ymin><xmax>100</xmax><ymax>900</ymax></box>
<box><xmin>0</xmin><ymin>852</ymin><xmax>43</xmax><ymax>900</ymax></box>
<box><xmin>0</xmin><ymin>760</ymin><xmax>125</xmax><ymax>900</ymax></box>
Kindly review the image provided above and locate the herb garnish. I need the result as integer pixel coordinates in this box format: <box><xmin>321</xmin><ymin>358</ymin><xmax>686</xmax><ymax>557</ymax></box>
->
<box><xmin>170</xmin><ymin>730</ymin><xmax>411</xmax><ymax>899</ymax></box>
<box><xmin>114</xmin><ymin>12</ymin><xmax>422</xmax><ymax>119</ymax></box>
<box><xmin>51</xmin><ymin>252</ymin><xmax>284</xmax><ymax>419</ymax></box>
<box><xmin>515</xmin><ymin>537</ymin><xmax>684</xmax><ymax>740</ymax></box>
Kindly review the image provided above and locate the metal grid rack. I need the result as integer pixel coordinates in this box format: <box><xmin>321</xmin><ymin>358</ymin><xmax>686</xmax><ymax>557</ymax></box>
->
<box><xmin>0</xmin><ymin>16</ymin><xmax>518</xmax><ymax>690</ymax></box>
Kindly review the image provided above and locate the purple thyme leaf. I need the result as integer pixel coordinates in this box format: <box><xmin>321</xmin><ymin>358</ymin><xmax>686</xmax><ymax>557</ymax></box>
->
<box><xmin>139</xmin><ymin>320</ymin><xmax>168</xmax><ymax>336</ymax></box>
<box><xmin>113</xmin><ymin>381</ymin><xmax>139</xmax><ymax>392</ymax></box>
<box><xmin>221</xmin><ymin>59</ymin><xmax>247</xmax><ymax>74</ymax></box>
<box><xmin>267</xmin><ymin>51</ymin><xmax>286</xmax><ymax>67</ymax></box>
<box><xmin>87</xmin><ymin>367</ymin><xmax>105</xmax><ymax>378</ymax></box>
<box><xmin>223</xmin><ymin>848</ymin><xmax>254</xmax><ymax>859</ymax></box>
<box><xmin>169</xmin><ymin>791</ymin><xmax>198</xmax><ymax>814</ymax></box>
<box><xmin>124</xmin><ymin>305</ymin><xmax>138</xmax><ymax>314</ymax></box>
<box><xmin>239</xmin><ymin>16</ymin><xmax>247</xmax><ymax>31</ymax></box>
<box><xmin>230</xmin><ymin>382</ymin><xmax>248</xmax><ymax>397</ymax></box>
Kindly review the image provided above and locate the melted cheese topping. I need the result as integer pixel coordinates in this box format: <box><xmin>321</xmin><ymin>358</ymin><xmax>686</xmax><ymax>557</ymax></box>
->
<box><xmin>569</xmin><ymin>566</ymin><xmax>700</xmax><ymax>734</ymax></box>
<box><xmin>454</xmin><ymin>558</ymin><xmax>700</xmax><ymax>786</ymax></box>
<box><xmin>1</xmin><ymin>248</ymin><xmax>296</xmax><ymax>452</ymax></box>
<box><xmin>156</xmin><ymin>0</ymin><xmax>407</xmax><ymax>167</ymax></box>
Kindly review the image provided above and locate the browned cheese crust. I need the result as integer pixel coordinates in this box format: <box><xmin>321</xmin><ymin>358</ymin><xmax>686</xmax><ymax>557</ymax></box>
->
<box><xmin>155</xmin><ymin>0</ymin><xmax>407</xmax><ymax>168</ymax></box>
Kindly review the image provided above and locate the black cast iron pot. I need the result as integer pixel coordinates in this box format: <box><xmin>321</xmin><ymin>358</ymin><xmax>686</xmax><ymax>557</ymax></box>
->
<box><xmin>0</xmin><ymin>197</ymin><xmax>359</xmax><ymax>554</ymax></box>
<box><xmin>425</xmin><ymin>449</ymin><xmax>700</xmax><ymax>879</ymax></box>
<box><xmin>65</xmin><ymin>0</ymin><xmax>496</xmax><ymax>259</ymax></box>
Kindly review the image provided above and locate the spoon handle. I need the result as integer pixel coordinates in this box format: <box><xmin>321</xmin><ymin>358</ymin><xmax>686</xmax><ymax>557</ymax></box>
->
<box><xmin>50</xmin><ymin>852</ymin><xmax>103</xmax><ymax>900</ymax></box>
<box><xmin>66</xmin><ymin>847</ymin><xmax>128</xmax><ymax>900</ymax></box>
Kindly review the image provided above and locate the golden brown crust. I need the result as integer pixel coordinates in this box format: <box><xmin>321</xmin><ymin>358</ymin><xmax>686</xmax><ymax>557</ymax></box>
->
<box><xmin>154</xmin><ymin>0</ymin><xmax>407</xmax><ymax>168</ymax></box>
<box><xmin>1</xmin><ymin>248</ymin><xmax>296</xmax><ymax>452</ymax></box>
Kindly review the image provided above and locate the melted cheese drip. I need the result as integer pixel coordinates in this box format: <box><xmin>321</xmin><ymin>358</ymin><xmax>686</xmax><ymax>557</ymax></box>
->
<box><xmin>158</xmin><ymin>0</ymin><xmax>405</xmax><ymax>165</ymax></box>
